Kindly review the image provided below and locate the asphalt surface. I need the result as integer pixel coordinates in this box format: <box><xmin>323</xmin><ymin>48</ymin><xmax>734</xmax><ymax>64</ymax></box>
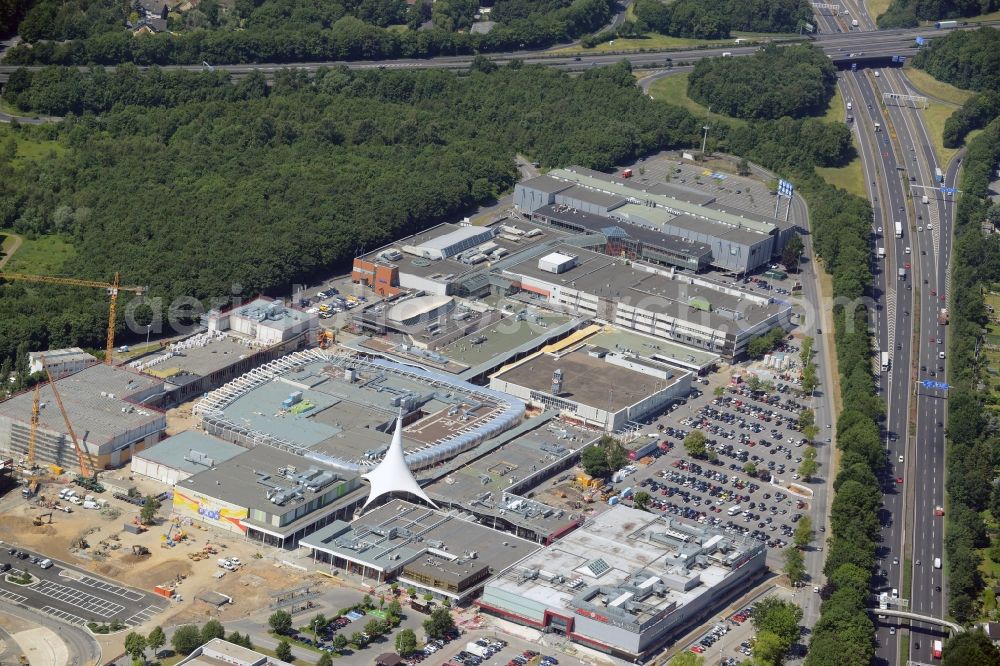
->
<box><xmin>0</xmin><ymin>544</ymin><xmax>168</xmax><ymax>630</ymax></box>
<box><xmin>0</xmin><ymin>601</ymin><xmax>102</xmax><ymax>666</ymax></box>
<box><xmin>0</xmin><ymin>25</ymin><xmax>988</xmax><ymax>83</ymax></box>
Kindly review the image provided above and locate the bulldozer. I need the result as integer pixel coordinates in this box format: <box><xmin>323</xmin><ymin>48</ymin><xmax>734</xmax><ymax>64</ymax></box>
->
<box><xmin>32</xmin><ymin>512</ymin><xmax>53</xmax><ymax>527</ymax></box>
<box><xmin>132</xmin><ymin>545</ymin><xmax>150</xmax><ymax>556</ymax></box>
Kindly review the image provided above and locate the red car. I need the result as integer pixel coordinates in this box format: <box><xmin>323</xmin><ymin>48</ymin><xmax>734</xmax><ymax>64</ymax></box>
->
<box><xmin>904</xmin><ymin>262</ymin><xmax>911</xmax><ymax>269</ymax></box>
<box><xmin>690</xmin><ymin>646</ymin><xmax>705</xmax><ymax>654</ymax></box>
<box><xmin>931</xmin><ymin>290</ymin><xmax>936</xmax><ymax>296</ymax></box>
<box><xmin>896</xmin><ymin>477</ymin><xmax>904</xmax><ymax>484</ymax></box>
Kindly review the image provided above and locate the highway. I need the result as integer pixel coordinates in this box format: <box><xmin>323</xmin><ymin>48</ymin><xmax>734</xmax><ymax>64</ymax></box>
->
<box><xmin>0</xmin><ymin>24</ymin><xmax>986</xmax><ymax>83</ymax></box>
<box><xmin>879</xmin><ymin>63</ymin><xmax>956</xmax><ymax>662</ymax></box>
<box><xmin>809</xmin><ymin>0</ymin><xmax>955</xmax><ymax>662</ymax></box>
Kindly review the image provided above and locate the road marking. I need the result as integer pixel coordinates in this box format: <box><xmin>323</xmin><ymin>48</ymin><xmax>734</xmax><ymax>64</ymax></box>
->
<box><xmin>0</xmin><ymin>588</ymin><xmax>27</xmax><ymax>604</ymax></box>
<box><xmin>32</xmin><ymin>580</ymin><xmax>125</xmax><ymax>617</ymax></box>
<box><xmin>124</xmin><ymin>604</ymin><xmax>159</xmax><ymax>626</ymax></box>
<box><xmin>40</xmin><ymin>605</ymin><xmax>88</xmax><ymax>626</ymax></box>
<box><xmin>76</xmin><ymin>575</ymin><xmax>145</xmax><ymax>602</ymax></box>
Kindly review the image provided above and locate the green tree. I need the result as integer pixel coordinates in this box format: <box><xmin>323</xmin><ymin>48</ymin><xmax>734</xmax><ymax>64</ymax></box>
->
<box><xmin>744</xmin><ymin>462</ymin><xmax>758</xmax><ymax>476</ymax></box>
<box><xmin>407</xmin><ymin>586</ymin><xmax>417</xmax><ymax>599</ymax></box>
<box><xmin>124</xmin><ymin>631</ymin><xmax>147</xmax><ymax>662</ymax></box>
<box><xmin>350</xmin><ymin>631</ymin><xmax>367</xmax><ymax>647</ymax></box>
<box><xmin>683</xmin><ymin>430</ymin><xmax>708</xmax><ymax>458</ymax></box>
<box><xmin>794</xmin><ymin>515</ymin><xmax>814</xmax><ymax>549</ymax></box>
<box><xmin>423</xmin><ymin>607</ymin><xmax>456</xmax><ymax>639</ymax></box>
<box><xmin>387</xmin><ymin>600</ymin><xmax>402</xmax><ymax>618</ymax></box>
<box><xmin>275</xmin><ymin>639</ymin><xmax>292</xmax><ymax>662</ymax></box>
<box><xmin>227</xmin><ymin>631</ymin><xmax>253</xmax><ymax>649</ymax></box>
<box><xmin>581</xmin><ymin>445</ymin><xmax>611</xmax><ymax>478</ymax></box>
<box><xmin>713</xmin><ymin>386</ymin><xmax>725</xmax><ymax>397</ymax></box>
<box><xmin>782</xmin><ymin>233</ymin><xmax>804</xmax><ymax>271</ymax></box>
<box><xmin>268</xmin><ymin>610</ymin><xmax>293</xmax><ymax>635</ymax></box>
<box><xmin>146</xmin><ymin>626</ymin><xmax>165</xmax><ymax>658</ymax></box>
<box><xmin>752</xmin><ymin>596</ymin><xmax>803</xmax><ymax>654</ymax></box>
<box><xmin>201</xmin><ymin>618</ymin><xmax>225</xmax><ymax>643</ymax></box>
<box><xmin>362</xmin><ymin>593</ymin><xmax>372</xmax><ymax>608</ymax></box>
<box><xmin>799</xmin><ymin>455</ymin><xmax>819</xmax><ymax>481</ymax></box>
<box><xmin>669</xmin><ymin>651</ymin><xmax>705</xmax><ymax>665</ymax></box>
<box><xmin>333</xmin><ymin>634</ymin><xmax>348</xmax><ymax>650</ymax></box>
<box><xmin>633</xmin><ymin>491</ymin><xmax>651</xmax><ymax>511</ymax></box>
<box><xmin>942</xmin><ymin>629</ymin><xmax>1000</xmax><ymax>666</ymax></box>
<box><xmin>783</xmin><ymin>546</ymin><xmax>806</xmax><ymax>584</ymax></box>
<box><xmin>139</xmin><ymin>495</ymin><xmax>160</xmax><ymax>525</ymax></box>
<box><xmin>171</xmin><ymin>625</ymin><xmax>202</xmax><ymax>656</ymax></box>
<box><xmin>395</xmin><ymin>628</ymin><xmax>418</xmax><ymax>655</ymax></box>
<box><xmin>364</xmin><ymin>618</ymin><xmax>382</xmax><ymax>637</ymax></box>
<box><xmin>318</xmin><ymin>653</ymin><xmax>334</xmax><ymax>666</ymax></box>
<box><xmin>753</xmin><ymin>630</ymin><xmax>787</xmax><ymax>664</ymax></box>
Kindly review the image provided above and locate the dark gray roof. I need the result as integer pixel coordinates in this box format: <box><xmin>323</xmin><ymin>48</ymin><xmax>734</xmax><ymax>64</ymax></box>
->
<box><xmin>520</xmin><ymin>174</ymin><xmax>574</xmax><ymax>195</ymax></box>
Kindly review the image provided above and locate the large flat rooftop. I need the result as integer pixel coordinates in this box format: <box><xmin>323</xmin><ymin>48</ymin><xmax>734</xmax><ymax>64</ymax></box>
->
<box><xmin>435</xmin><ymin>310</ymin><xmax>573</xmax><ymax>368</ymax></box>
<box><xmin>585</xmin><ymin>327</ymin><xmax>720</xmax><ymax>371</ymax></box>
<box><xmin>134</xmin><ymin>431</ymin><xmax>245</xmax><ymax>473</ymax></box>
<box><xmin>0</xmin><ymin>364</ymin><xmax>163</xmax><ymax>445</ymax></box>
<box><xmin>135</xmin><ymin>334</ymin><xmax>258</xmax><ymax>380</ymax></box>
<box><xmin>201</xmin><ymin>355</ymin><xmax>504</xmax><ymax>466</ymax></box>
<box><xmin>487</xmin><ymin>506</ymin><xmax>763</xmax><ymax>628</ymax></box>
<box><xmin>177</xmin><ymin>445</ymin><xmax>355</xmax><ymax>515</ymax></box>
<box><xmin>494</xmin><ymin>346</ymin><xmax>684</xmax><ymax>411</ymax></box>
<box><xmin>360</xmin><ymin>222</ymin><xmax>568</xmax><ymax>282</ymax></box>
<box><xmin>504</xmin><ymin>245</ymin><xmax>788</xmax><ymax>329</ymax></box>
<box><xmin>301</xmin><ymin>500</ymin><xmax>540</xmax><ymax>575</ymax></box>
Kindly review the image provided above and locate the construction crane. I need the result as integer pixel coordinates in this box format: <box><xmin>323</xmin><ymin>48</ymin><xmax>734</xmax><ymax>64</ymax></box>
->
<box><xmin>0</xmin><ymin>272</ymin><xmax>145</xmax><ymax>363</ymax></box>
<box><xmin>20</xmin><ymin>385</ymin><xmax>42</xmax><ymax>499</ymax></box>
<box><xmin>40</xmin><ymin>356</ymin><xmax>97</xmax><ymax>482</ymax></box>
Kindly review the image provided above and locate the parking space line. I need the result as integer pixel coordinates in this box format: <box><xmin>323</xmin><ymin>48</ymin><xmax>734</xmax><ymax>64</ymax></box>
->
<box><xmin>40</xmin><ymin>605</ymin><xmax>88</xmax><ymax>626</ymax></box>
<box><xmin>125</xmin><ymin>604</ymin><xmax>159</xmax><ymax>626</ymax></box>
<box><xmin>33</xmin><ymin>580</ymin><xmax>125</xmax><ymax>617</ymax></box>
<box><xmin>77</xmin><ymin>575</ymin><xmax>145</xmax><ymax>601</ymax></box>
<box><xmin>0</xmin><ymin>589</ymin><xmax>27</xmax><ymax>604</ymax></box>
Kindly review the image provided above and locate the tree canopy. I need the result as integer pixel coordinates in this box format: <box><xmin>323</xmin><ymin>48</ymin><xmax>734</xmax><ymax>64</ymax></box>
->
<box><xmin>632</xmin><ymin>0</ymin><xmax>810</xmax><ymax>39</ymax></box>
<box><xmin>688</xmin><ymin>44</ymin><xmax>837</xmax><ymax>120</ymax></box>
<box><xmin>912</xmin><ymin>27</ymin><xmax>1000</xmax><ymax>91</ymax></box>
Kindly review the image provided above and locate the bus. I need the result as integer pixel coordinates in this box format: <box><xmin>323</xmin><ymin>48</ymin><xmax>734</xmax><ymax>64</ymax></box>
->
<box><xmin>932</xmin><ymin>640</ymin><xmax>943</xmax><ymax>658</ymax></box>
<box><xmin>881</xmin><ymin>352</ymin><xmax>890</xmax><ymax>372</ymax></box>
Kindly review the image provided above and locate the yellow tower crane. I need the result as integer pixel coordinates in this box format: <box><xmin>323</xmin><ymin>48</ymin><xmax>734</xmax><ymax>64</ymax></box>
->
<box><xmin>0</xmin><ymin>272</ymin><xmax>145</xmax><ymax>363</ymax></box>
<box><xmin>40</xmin><ymin>356</ymin><xmax>96</xmax><ymax>480</ymax></box>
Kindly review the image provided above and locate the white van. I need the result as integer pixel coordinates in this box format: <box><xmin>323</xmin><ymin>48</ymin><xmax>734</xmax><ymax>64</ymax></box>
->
<box><xmin>39</xmin><ymin>559</ymin><xmax>53</xmax><ymax>569</ymax></box>
<box><xmin>934</xmin><ymin>557</ymin><xmax>941</xmax><ymax>569</ymax></box>
<box><xmin>922</xmin><ymin>195</ymin><xmax>929</xmax><ymax>204</ymax></box>
<box><xmin>939</xmin><ymin>351</ymin><xmax>946</xmax><ymax>359</ymax></box>
<box><xmin>722</xmin><ymin>52</ymin><xmax>733</xmax><ymax>57</ymax></box>
<box><xmin>847</xmin><ymin>102</ymin><xmax>853</xmax><ymax>111</ymax></box>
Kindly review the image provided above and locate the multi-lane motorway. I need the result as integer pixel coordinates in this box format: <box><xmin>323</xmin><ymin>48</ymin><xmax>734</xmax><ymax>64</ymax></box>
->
<box><xmin>814</xmin><ymin>0</ymin><xmax>955</xmax><ymax>663</ymax></box>
<box><xmin>0</xmin><ymin>24</ymin><xmax>991</xmax><ymax>83</ymax></box>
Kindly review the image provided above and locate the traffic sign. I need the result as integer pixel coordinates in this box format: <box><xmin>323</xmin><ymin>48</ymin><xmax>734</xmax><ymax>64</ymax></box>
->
<box><xmin>941</xmin><ymin>187</ymin><xmax>957</xmax><ymax>194</ymax></box>
<box><xmin>851</xmin><ymin>63</ymin><xmax>858</xmax><ymax>71</ymax></box>
<box><xmin>921</xmin><ymin>380</ymin><xmax>950</xmax><ymax>390</ymax></box>
<box><xmin>916</xmin><ymin>36</ymin><xmax>926</xmax><ymax>45</ymax></box>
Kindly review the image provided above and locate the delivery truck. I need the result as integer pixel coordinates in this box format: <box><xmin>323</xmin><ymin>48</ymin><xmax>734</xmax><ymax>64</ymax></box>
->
<box><xmin>881</xmin><ymin>352</ymin><xmax>890</xmax><ymax>372</ymax></box>
<box><xmin>877</xmin><ymin>247</ymin><xmax>885</xmax><ymax>259</ymax></box>
<box><xmin>894</xmin><ymin>221</ymin><xmax>903</xmax><ymax>238</ymax></box>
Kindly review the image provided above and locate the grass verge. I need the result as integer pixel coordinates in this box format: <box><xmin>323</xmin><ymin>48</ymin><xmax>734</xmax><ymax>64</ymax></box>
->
<box><xmin>866</xmin><ymin>0</ymin><xmax>892</xmax><ymax>20</ymax></box>
<box><xmin>647</xmin><ymin>73</ymin><xmax>748</xmax><ymax>126</ymax></box>
<box><xmin>2</xmin><ymin>234</ymin><xmax>76</xmax><ymax>274</ymax></box>
<box><xmin>922</xmin><ymin>102</ymin><xmax>961</xmax><ymax>166</ymax></box>
<box><xmin>816</xmin><ymin>137</ymin><xmax>866</xmax><ymax>198</ymax></box>
<box><xmin>550</xmin><ymin>31</ymin><xmax>798</xmax><ymax>55</ymax></box>
<box><xmin>904</xmin><ymin>67</ymin><xmax>973</xmax><ymax>106</ymax></box>
<box><xmin>0</xmin><ymin>123</ymin><xmax>68</xmax><ymax>166</ymax></box>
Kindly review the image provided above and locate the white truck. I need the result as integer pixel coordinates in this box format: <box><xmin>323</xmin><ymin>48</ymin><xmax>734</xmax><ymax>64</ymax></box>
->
<box><xmin>217</xmin><ymin>558</ymin><xmax>237</xmax><ymax>571</ymax></box>
<box><xmin>727</xmin><ymin>504</ymin><xmax>742</xmax><ymax>516</ymax></box>
<box><xmin>881</xmin><ymin>352</ymin><xmax>890</xmax><ymax>372</ymax></box>
<box><xmin>466</xmin><ymin>642</ymin><xmax>490</xmax><ymax>658</ymax></box>
<box><xmin>894</xmin><ymin>221</ymin><xmax>903</xmax><ymax>238</ymax></box>
<box><xmin>877</xmin><ymin>247</ymin><xmax>885</xmax><ymax>259</ymax></box>
<box><xmin>852</xmin><ymin>18</ymin><xmax>859</xmax><ymax>26</ymax></box>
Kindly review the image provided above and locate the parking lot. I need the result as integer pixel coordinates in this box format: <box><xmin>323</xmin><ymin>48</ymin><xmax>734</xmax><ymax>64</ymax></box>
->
<box><xmin>601</xmin><ymin>356</ymin><xmax>828</xmax><ymax>570</ymax></box>
<box><xmin>0</xmin><ymin>545</ymin><xmax>167</xmax><ymax>628</ymax></box>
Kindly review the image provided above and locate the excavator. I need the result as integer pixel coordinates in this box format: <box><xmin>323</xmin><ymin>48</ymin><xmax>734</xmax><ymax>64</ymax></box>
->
<box><xmin>32</xmin><ymin>512</ymin><xmax>53</xmax><ymax>526</ymax></box>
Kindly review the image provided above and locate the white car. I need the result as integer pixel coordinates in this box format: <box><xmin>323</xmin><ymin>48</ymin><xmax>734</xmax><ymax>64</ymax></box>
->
<box><xmin>927</xmin><ymin>223</ymin><xmax>933</xmax><ymax>230</ymax></box>
<box><xmin>918</xmin><ymin>226</ymin><xmax>924</xmax><ymax>232</ymax></box>
<box><xmin>905</xmin><ymin>246</ymin><xmax>911</xmax><ymax>254</ymax></box>
<box><xmin>898</xmin><ymin>455</ymin><xmax>904</xmax><ymax>463</ymax></box>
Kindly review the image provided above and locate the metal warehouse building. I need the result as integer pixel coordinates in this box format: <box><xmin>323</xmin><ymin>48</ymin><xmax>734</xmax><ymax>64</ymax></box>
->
<box><xmin>479</xmin><ymin>506</ymin><xmax>767</xmax><ymax>661</ymax></box>
<box><xmin>514</xmin><ymin>167</ymin><xmax>795</xmax><ymax>274</ymax></box>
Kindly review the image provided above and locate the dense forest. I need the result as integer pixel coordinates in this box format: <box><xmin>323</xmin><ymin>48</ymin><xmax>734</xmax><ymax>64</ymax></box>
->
<box><xmin>687</xmin><ymin>44</ymin><xmax>837</xmax><ymax>120</ymax></box>
<box><xmin>0</xmin><ymin>61</ymin><xmax>702</xmax><ymax>361</ymax></box>
<box><xmin>911</xmin><ymin>28</ymin><xmax>1000</xmax><ymax>92</ymax></box>
<box><xmin>631</xmin><ymin>0</ymin><xmax>811</xmax><ymax>39</ymax></box>
<box><xmin>940</xmin><ymin>109</ymin><xmax>1000</xmax><ymax>624</ymax></box>
<box><xmin>878</xmin><ymin>0</ymin><xmax>999</xmax><ymax>27</ymax></box>
<box><xmin>1</xmin><ymin>0</ymin><xmax>613</xmax><ymax>64</ymax></box>
<box><xmin>944</xmin><ymin>90</ymin><xmax>1000</xmax><ymax>147</ymax></box>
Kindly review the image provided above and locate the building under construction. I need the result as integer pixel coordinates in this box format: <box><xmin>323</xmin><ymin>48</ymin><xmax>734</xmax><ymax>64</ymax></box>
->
<box><xmin>0</xmin><ymin>364</ymin><xmax>166</xmax><ymax>470</ymax></box>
